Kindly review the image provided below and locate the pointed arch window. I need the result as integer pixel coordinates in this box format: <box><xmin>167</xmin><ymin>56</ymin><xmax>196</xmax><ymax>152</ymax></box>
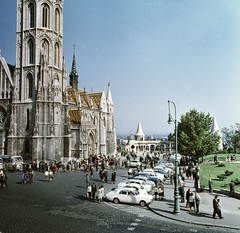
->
<box><xmin>28</xmin><ymin>39</ymin><xmax>34</xmax><ymax>64</ymax></box>
<box><xmin>54</xmin><ymin>42</ymin><xmax>60</xmax><ymax>67</ymax></box>
<box><xmin>42</xmin><ymin>3</ymin><xmax>49</xmax><ymax>28</ymax></box>
<box><xmin>55</xmin><ymin>8</ymin><xmax>60</xmax><ymax>32</ymax></box>
<box><xmin>27</xmin><ymin>73</ymin><xmax>33</xmax><ymax>98</ymax></box>
<box><xmin>26</xmin><ymin>109</ymin><xmax>30</xmax><ymax>131</ymax></box>
<box><xmin>28</xmin><ymin>3</ymin><xmax>35</xmax><ymax>28</ymax></box>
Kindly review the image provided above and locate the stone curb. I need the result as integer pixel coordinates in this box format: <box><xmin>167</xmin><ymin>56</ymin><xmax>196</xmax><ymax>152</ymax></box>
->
<box><xmin>147</xmin><ymin>205</ymin><xmax>240</xmax><ymax>231</ymax></box>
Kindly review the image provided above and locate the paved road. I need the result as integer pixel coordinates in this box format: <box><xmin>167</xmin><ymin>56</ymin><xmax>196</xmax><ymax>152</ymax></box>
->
<box><xmin>0</xmin><ymin>168</ymin><xmax>239</xmax><ymax>233</ymax></box>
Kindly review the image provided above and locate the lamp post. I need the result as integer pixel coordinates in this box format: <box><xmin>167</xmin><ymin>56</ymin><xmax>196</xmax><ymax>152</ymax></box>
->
<box><xmin>168</xmin><ymin>100</ymin><xmax>180</xmax><ymax>215</ymax></box>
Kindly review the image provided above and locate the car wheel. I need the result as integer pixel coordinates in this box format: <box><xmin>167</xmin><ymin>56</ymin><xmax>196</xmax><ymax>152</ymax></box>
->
<box><xmin>139</xmin><ymin>201</ymin><xmax>146</xmax><ymax>207</ymax></box>
<box><xmin>113</xmin><ymin>198</ymin><xmax>119</xmax><ymax>204</ymax></box>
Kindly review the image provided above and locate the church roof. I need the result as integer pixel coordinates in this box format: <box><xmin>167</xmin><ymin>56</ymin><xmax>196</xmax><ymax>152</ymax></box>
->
<box><xmin>69</xmin><ymin>109</ymin><xmax>81</xmax><ymax>124</ymax></box>
<box><xmin>135</xmin><ymin>121</ymin><xmax>144</xmax><ymax>136</ymax></box>
<box><xmin>67</xmin><ymin>86</ymin><xmax>102</xmax><ymax>109</ymax></box>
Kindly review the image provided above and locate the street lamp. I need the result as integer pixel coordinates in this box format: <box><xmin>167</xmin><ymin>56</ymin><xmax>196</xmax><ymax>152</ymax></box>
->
<box><xmin>168</xmin><ymin>100</ymin><xmax>180</xmax><ymax>215</ymax></box>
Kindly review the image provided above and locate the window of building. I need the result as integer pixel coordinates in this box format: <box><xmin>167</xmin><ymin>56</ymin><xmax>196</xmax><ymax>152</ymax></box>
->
<box><xmin>28</xmin><ymin>3</ymin><xmax>35</xmax><ymax>28</ymax></box>
<box><xmin>27</xmin><ymin>73</ymin><xmax>33</xmax><ymax>98</ymax></box>
<box><xmin>26</xmin><ymin>109</ymin><xmax>30</xmax><ymax>130</ymax></box>
<box><xmin>42</xmin><ymin>3</ymin><xmax>49</xmax><ymax>28</ymax></box>
<box><xmin>28</xmin><ymin>39</ymin><xmax>34</xmax><ymax>64</ymax></box>
<box><xmin>55</xmin><ymin>8</ymin><xmax>60</xmax><ymax>32</ymax></box>
<box><xmin>54</xmin><ymin>42</ymin><xmax>59</xmax><ymax>67</ymax></box>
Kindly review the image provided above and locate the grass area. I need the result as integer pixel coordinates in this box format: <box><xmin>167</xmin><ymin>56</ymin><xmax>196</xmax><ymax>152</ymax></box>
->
<box><xmin>202</xmin><ymin>154</ymin><xmax>240</xmax><ymax>162</ymax></box>
<box><xmin>199</xmin><ymin>162</ymin><xmax>240</xmax><ymax>192</ymax></box>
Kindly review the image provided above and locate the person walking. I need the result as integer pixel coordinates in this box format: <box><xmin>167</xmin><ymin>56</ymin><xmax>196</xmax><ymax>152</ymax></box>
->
<box><xmin>209</xmin><ymin>178</ymin><xmax>213</xmax><ymax>193</ymax></box>
<box><xmin>189</xmin><ymin>193</ymin><xmax>195</xmax><ymax>213</ymax></box>
<box><xmin>186</xmin><ymin>188</ymin><xmax>191</xmax><ymax>208</ymax></box>
<box><xmin>86</xmin><ymin>174</ymin><xmax>90</xmax><ymax>187</ymax></box>
<box><xmin>217</xmin><ymin>198</ymin><xmax>224</xmax><ymax>219</ymax></box>
<box><xmin>103</xmin><ymin>169</ymin><xmax>108</xmax><ymax>183</ymax></box>
<box><xmin>92</xmin><ymin>183</ymin><xmax>97</xmax><ymax>200</ymax></box>
<box><xmin>213</xmin><ymin>195</ymin><xmax>222</xmax><ymax>219</ymax></box>
<box><xmin>195</xmin><ymin>191</ymin><xmax>201</xmax><ymax>213</ymax></box>
<box><xmin>229</xmin><ymin>180</ymin><xmax>235</xmax><ymax>197</ymax></box>
<box><xmin>49</xmin><ymin>170</ymin><xmax>53</xmax><ymax>182</ymax></box>
<box><xmin>97</xmin><ymin>186</ymin><xmax>102</xmax><ymax>203</ymax></box>
<box><xmin>44</xmin><ymin>170</ymin><xmax>48</xmax><ymax>182</ymax></box>
<box><xmin>87</xmin><ymin>184</ymin><xmax>92</xmax><ymax>201</ymax></box>
<box><xmin>111</xmin><ymin>170</ymin><xmax>116</xmax><ymax>184</ymax></box>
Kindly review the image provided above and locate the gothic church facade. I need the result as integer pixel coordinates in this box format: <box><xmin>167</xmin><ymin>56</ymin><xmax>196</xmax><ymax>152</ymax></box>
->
<box><xmin>0</xmin><ymin>0</ymin><xmax>116</xmax><ymax>162</ymax></box>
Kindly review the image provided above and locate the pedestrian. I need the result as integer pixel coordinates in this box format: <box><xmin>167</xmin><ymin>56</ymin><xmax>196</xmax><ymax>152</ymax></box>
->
<box><xmin>22</xmin><ymin>172</ymin><xmax>27</xmax><ymax>185</ymax></box>
<box><xmin>92</xmin><ymin>182</ymin><xmax>97</xmax><ymax>200</ymax></box>
<box><xmin>195</xmin><ymin>191</ymin><xmax>201</xmax><ymax>213</ymax></box>
<box><xmin>186</xmin><ymin>188</ymin><xmax>191</xmax><ymax>208</ymax></box>
<box><xmin>103</xmin><ymin>169</ymin><xmax>108</xmax><ymax>183</ymax></box>
<box><xmin>49</xmin><ymin>170</ymin><xmax>53</xmax><ymax>182</ymax></box>
<box><xmin>208</xmin><ymin>178</ymin><xmax>213</xmax><ymax>193</ymax></box>
<box><xmin>97</xmin><ymin>186</ymin><xmax>102</xmax><ymax>203</ymax></box>
<box><xmin>44</xmin><ymin>170</ymin><xmax>48</xmax><ymax>181</ymax></box>
<box><xmin>217</xmin><ymin>199</ymin><xmax>224</xmax><ymax>219</ymax></box>
<box><xmin>179</xmin><ymin>182</ymin><xmax>185</xmax><ymax>203</ymax></box>
<box><xmin>86</xmin><ymin>174</ymin><xmax>90</xmax><ymax>187</ymax></box>
<box><xmin>99</xmin><ymin>169</ymin><xmax>103</xmax><ymax>182</ymax></box>
<box><xmin>29</xmin><ymin>169</ymin><xmax>34</xmax><ymax>184</ymax></box>
<box><xmin>213</xmin><ymin>195</ymin><xmax>223</xmax><ymax>219</ymax></box>
<box><xmin>111</xmin><ymin>170</ymin><xmax>116</xmax><ymax>184</ymax></box>
<box><xmin>229</xmin><ymin>180</ymin><xmax>235</xmax><ymax>197</ymax></box>
<box><xmin>195</xmin><ymin>172</ymin><xmax>199</xmax><ymax>192</ymax></box>
<box><xmin>189</xmin><ymin>193</ymin><xmax>195</xmax><ymax>213</ymax></box>
<box><xmin>90</xmin><ymin>163</ymin><xmax>94</xmax><ymax>177</ymax></box>
<box><xmin>158</xmin><ymin>184</ymin><xmax>165</xmax><ymax>201</ymax></box>
<box><xmin>87</xmin><ymin>184</ymin><xmax>92</xmax><ymax>201</ymax></box>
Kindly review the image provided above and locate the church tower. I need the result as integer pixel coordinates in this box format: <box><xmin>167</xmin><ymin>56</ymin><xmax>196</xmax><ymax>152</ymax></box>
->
<box><xmin>7</xmin><ymin>0</ymin><xmax>69</xmax><ymax>161</ymax></box>
<box><xmin>69</xmin><ymin>46</ymin><xmax>79</xmax><ymax>90</ymax></box>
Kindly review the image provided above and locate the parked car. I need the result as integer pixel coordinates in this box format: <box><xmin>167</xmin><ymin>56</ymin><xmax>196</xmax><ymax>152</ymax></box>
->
<box><xmin>153</xmin><ymin>167</ymin><xmax>168</xmax><ymax>178</ymax></box>
<box><xmin>143</xmin><ymin>169</ymin><xmax>165</xmax><ymax>181</ymax></box>
<box><xmin>128</xmin><ymin>160</ymin><xmax>141</xmax><ymax>168</ymax></box>
<box><xmin>129</xmin><ymin>173</ymin><xmax>162</xmax><ymax>186</ymax></box>
<box><xmin>106</xmin><ymin>188</ymin><xmax>153</xmax><ymax>207</ymax></box>
<box><xmin>128</xmin><ymin>176</ymin><xmax>155</xmax><ymax>187</ymax></box>
<box><xmin>117</xmin><ymin>179</ymin><xmax>154</xmax><ymax>193</ymax></box>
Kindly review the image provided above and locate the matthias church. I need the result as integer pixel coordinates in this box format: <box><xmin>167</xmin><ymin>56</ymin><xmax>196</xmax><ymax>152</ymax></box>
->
<box><xmin>0</xmin><ymin>0</ymin><xmax>117</xmax><ymax>162</ymax></box>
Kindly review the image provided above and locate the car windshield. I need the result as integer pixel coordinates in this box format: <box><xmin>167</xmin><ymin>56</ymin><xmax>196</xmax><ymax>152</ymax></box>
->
<box><xmin>12</xmin><ymin>157</ymin><xmax>23</xmax><ymax>163</ymax></box>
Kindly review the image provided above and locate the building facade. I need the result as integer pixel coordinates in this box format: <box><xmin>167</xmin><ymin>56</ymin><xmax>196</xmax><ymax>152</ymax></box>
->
<box><xmin>0</xmin><ymin>0</ymin><xmax>116</xmax><ymax>162</ymax></box>
<box><xmin>120</xmin><ymin>121</ymin><xmax>169</xmax><ymax>156</ymax></box>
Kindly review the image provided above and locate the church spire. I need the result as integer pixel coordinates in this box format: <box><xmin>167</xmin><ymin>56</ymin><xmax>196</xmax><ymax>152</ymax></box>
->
<box><xmin>69</xmin><ymin>44</ymin><xmax>79</xmax><ymax>90</ymax></box>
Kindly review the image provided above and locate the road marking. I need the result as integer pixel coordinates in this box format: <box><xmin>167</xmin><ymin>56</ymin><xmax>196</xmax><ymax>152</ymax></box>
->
<box><xmin>131</xmin><ymin>223</ymin><xmax>139</xmax><ymax>226</ymax></box>
<box><xmin>127</xmin><ymin>227</ymin><xmax>135</xmax><ymax>231</ymax></box>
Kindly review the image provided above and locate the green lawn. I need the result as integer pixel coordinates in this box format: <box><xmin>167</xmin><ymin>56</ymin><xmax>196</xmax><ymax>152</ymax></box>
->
<box><xmin>202</xmin><ymin>154</ymin><xmax>240</xmax><ymax>162</ymax></box>
<box><xmin>199</xmin><ymin>162</ymin><xmax>240</xmax><ymax>192</ymax></box>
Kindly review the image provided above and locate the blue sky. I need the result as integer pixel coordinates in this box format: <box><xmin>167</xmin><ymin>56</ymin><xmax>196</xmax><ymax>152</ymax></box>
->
<box><xmin>0</xmin><ymin>0</ymin><xmax>240</xmax><ymax>135</ymax></box>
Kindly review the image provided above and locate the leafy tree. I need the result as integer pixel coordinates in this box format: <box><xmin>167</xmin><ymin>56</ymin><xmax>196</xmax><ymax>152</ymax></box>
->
<box><xmin>175</xmin><ymin>109</ymin><xmax>220</xmax><ymax>159</ymax></box>
<box><xmin>221</xmin><ymin>124</ymin><xmax>240</xmax><ymax>153</ymax></box>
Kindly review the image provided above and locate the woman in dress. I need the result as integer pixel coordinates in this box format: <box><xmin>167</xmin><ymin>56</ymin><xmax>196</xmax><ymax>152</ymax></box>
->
<box><xmin>97</xmin><ymin>186</ymin><xmax>102</xmax><ymax>203</ymax></box>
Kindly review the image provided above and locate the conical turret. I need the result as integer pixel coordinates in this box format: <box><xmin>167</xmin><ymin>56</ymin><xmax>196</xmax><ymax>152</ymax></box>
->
<box><xmin>135</xmin><ymin>121</ymin><xmax>145</xmax><ymax>141</ymax></box>
<box><xmin>69</xmin><ymin>45</ymin><xmax>79</xmax><ymax>90</ymax></box>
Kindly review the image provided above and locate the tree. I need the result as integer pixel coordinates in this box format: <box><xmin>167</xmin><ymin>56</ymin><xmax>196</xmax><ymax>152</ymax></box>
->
<box><xmin>221</xmin><ymin>124</ymin><xmax>240</xmax><ymax>153</ymax></box>
<box><xmin>176</xmin><ymin>109</ymin><xmax>220</xmax><ymax>159</ymax></box>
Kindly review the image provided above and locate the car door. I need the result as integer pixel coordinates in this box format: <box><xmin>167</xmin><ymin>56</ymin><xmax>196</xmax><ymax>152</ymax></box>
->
<box><xmin>118</xmin><ymin>190</ymin><xmax>128</xmax><ymax>203</ymax></box>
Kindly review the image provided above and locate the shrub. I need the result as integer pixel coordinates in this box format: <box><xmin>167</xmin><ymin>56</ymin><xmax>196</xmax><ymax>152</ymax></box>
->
<box><xmin>225</xmin><ymin>170</ymin><xmax>234</xmax><ymax>176</ymax></box>
<box><xmin>217</xmin><ymin>163</ymin><xmax>225</xmax><ymax>167</ymax></box>
<box><xmin>233</xmin><ymin>178</ymin><xmax>240</xmax><ymax>185</ymax></box>
<box><xmin>217</xmin><ymin>174</ymin><xmax>227</xmax><ymax>181</ymax></box>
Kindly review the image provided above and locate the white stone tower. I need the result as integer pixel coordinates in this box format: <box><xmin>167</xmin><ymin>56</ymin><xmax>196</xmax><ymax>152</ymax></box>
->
<box><xmin>7</xmin><ymin>0</ymin><xmax>69</xmax><ymax>161</ymax></box>
<box><xmin>211</xmin><ymin>116</ymin><xmax>223</xmax><ymax>150</ymax></box>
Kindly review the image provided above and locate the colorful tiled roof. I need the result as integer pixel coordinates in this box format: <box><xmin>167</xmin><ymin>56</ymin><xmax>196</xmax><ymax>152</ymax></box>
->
<box><xmin>69</xmin><ymin>109</ymin><xmax>81</xmax><ymax>124</ymax></box>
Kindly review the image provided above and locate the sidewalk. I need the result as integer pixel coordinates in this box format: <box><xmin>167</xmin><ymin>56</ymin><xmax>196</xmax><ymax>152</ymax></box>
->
<box><xmin>148</xmin><ymin>178</ymin><xmax>240</xmax><ymax>230</ymax></box>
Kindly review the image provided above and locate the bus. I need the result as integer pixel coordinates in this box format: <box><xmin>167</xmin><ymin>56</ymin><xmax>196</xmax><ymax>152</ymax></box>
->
<box><xmin>2</xmin><ymin>155</ymin><xmax>23</xmax><ymax>171</ymax></box>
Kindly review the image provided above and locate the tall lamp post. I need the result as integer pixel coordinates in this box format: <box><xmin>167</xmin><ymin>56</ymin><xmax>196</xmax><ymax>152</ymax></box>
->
<box><xmin>168</xmin><ymin>100</ymin><xmax>180</xmax><ymax>215</ymax></box>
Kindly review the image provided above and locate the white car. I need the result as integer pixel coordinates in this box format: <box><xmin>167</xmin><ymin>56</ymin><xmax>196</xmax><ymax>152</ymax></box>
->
<box><xmin>143</xmin><ymin>169</ymin><xmax>165</xmax><ymax>182</ymax></box>
<box><xmin>117</xmin><ymin>179</ymin><xmax>154</xmax><ymax>193</ymax></box>
<box><xmin>121</xmin><ymin>184</ymin><xmax>148</xmax><ymax>195</ymax></box>
<box><xmin>129</xmin><ymin>177</ymin><xmax>155</xmax><ymax>187</ymax></box>
<box><xmin>106</xmin><ymin>188</ymin><xmax>153</xmax><ymax>207</ymax></box>
<box><xmin>129</xmin><ymin>160</ymin><xmax>141</xmax><ymax>168</ymax></box>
